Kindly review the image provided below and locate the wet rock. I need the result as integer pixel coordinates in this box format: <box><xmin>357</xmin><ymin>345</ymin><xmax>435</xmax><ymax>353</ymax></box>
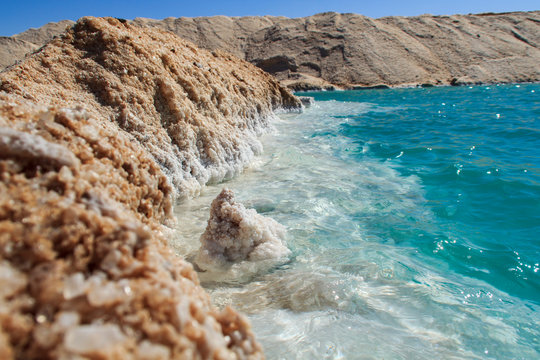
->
<box><xmin>298</xmin><ymin>96</ymin><xmax>315</xmax><ymax>107</ymax></box>
<box><xmin>196</xmin><ymin>188</ymin><xmax>290</xmax><ymax>270</ymax></box>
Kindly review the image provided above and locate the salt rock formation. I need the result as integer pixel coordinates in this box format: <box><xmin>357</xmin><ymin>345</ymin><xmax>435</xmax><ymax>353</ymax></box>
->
<box><xmin>0</xmin><ymin>16</ymin><xmax>301</xmax><ymax>199</ymax></box>
<box><xmin>196</xmin><ymin>189</ymin><xmax>290</xmax><ymax>271</ymax></box>
<box><xmin>0</xmin><ymin>16</ymin><xmax>301</xmax><ymax>359</ymax></box>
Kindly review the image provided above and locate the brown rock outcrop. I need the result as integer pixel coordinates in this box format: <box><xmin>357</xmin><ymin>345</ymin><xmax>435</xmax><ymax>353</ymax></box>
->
<box><xmin>0</xmin><ymin>16</ymin><xmax>300</xmax><ymax>359</ymax></box>
<box><xmin>3</xmin><ymin>12</ymin><xmax>538</xmax><ymax>90</ymax></box>
<box><xmin>133</xmin><ymin>11</ymin><xmax>540</xmax><ymax>89</ymax></box>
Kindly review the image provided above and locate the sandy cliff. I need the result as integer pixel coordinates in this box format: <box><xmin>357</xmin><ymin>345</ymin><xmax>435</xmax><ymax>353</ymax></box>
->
<box><xmin>133</xmin><ymin>11</ymin><xmax>540</xmax><ymax>89</ymax></box>
<box><xmin>0</xmin><ymin>37</ymin><xmax>38</xmax><ymax>70</ymax></box>
<box><xmin>2</xmin><ymin>11</ymin><xmax>539</xmax><ymax>90</ymax></box>
<box><xmin>0</xmin><ymin>20</ymin><xmax>74</xmax><ymax>71</ymax></box>
<box><xmin>0</xmin><ymin>17</ymin><xmax>300</xmax><ymax>359</ymax></box>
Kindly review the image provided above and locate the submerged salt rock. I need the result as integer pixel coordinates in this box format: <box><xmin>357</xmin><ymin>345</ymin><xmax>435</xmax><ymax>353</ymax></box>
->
<box><xmin>196</xmin><ymin>188</ymin><xmax>290</xmax><ymax>271</ymax></box>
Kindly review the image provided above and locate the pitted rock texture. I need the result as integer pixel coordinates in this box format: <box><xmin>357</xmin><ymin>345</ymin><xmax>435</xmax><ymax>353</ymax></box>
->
<box><xmin>2</xmin><ymin>12</ymin><xmax>538</xmax><ymax>90</ymax></box>
<box><xmin>0</xmin><ymin>93</ymin><xmax>263</xmax><ymax>360</ymax></box>
<box><xmin>0</xmin><ymin>16</ymin><xmax>303</xmax><ymax>359</ymax></box>
<box><xmin>0</xmin><ymin>17</ymin><xmax>301</xmax><ymax>199</ymax></box>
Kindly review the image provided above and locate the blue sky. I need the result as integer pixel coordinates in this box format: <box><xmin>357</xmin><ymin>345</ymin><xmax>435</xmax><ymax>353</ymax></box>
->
<box><xmin>2</xmin><ymin>0</ymin><xmax>539</xmax><ymax>36</ymax></box>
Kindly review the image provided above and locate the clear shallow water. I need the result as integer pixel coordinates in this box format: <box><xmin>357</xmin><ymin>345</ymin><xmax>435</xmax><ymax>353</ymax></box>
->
<box><xmin>174</xmin><ymin>84</ymin><xmax>540</xmax><ymax>359</ymax></box>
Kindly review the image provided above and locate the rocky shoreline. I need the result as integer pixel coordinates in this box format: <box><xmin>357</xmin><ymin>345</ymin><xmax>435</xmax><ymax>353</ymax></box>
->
<box><xmin>0</xmin><ymin>17</ymin><xmax>300</xmax><ymax>359</ymax></box>
<box><xmin>0</xmin><ymin>10</ymin><xmax>538</xmax><ymax>359</ymax></box>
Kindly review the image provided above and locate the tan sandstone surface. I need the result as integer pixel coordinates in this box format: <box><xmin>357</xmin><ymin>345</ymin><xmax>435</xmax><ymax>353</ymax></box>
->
<box><xmin>2</xmin><ymin>11</ymin><xmax>539</xmax><ymax>90</ymax></box>
<box><xmin>0</xmin><ymin>16</ymin><xmax>300</xmax><ymax>359</ymax></box>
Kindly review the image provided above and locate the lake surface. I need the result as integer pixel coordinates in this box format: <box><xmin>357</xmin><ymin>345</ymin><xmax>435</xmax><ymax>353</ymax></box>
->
<box><xmin>174</xmin><ymin>84</ymin><xmax>539</xmax><ymax>359</ymax></box>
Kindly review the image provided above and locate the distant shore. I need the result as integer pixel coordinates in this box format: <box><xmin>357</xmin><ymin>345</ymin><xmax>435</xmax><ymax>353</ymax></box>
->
<box><xmin>293</xmin><ymin>80</ymin><xmax>540</xmax><ymax>92</ymax></box>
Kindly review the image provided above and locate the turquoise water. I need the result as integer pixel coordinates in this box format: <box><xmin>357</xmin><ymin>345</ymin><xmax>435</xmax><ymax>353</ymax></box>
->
<box><xmin>175</xmin><ymin>84</ymin><xmax>539</xmax><ymax>359</ymax></box>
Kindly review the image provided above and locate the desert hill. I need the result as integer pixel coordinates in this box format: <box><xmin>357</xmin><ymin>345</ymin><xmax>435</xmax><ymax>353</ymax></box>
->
<box><xmin>2</xmin><ymin>11</ymin><xmax>539</xmax><ymax>89</ymax></box>
<box><xmin>0</xmin><ymin>20</ymin><xmax>74</xmax><ymax>70</ymax></box>
<box><xmin>0</xmin><ymin>37</ymin><xmax>38</xmax><ymax>70</ymax></box>
<box><xmin>133</xmin><ymin>11</ymin><xmax>540</xmax><ymax>89</ymax></box>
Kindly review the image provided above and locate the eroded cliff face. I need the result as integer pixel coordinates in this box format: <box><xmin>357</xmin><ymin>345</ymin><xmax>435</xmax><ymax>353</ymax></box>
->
<box><xmin>3</xmin><ymin>11</ymin><xmax>539</xmax><ymax>90</ymax></box>
<box><xmin>134</xmin><ymin>11</ymin><xmax>540</xmax><ymax>89</ymax></box>
<box><xmin>0</xmin><ymin>16</ymin><xmax>300</xmax><ymax>359</ymax></box>
<box><xmin>0</xmin><ymin>20</ymin><xmax>74</xmax><ymax>72</ymax></box>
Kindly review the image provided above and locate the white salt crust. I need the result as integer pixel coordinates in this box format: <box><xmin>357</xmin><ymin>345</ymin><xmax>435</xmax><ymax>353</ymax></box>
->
<box><xmin>195</xmin><ymin>189</ymin><xmax>291</xmax><ymax>283</ymax></box>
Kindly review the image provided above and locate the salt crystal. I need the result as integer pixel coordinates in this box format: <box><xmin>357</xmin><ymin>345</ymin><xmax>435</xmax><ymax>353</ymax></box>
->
<box><xmin>87</xmin><ymin>281</ymin><xmax>124</xmax><ymax>306</ymax></box>
<box><xmin>34</xmin><ymin>325</ymin><xmax>56</xmax><ymax>347</ymax></box>
<box><xmin>203</xmin><ymin>317</ymin><xmax>227</xmax><ymax>352</ymax></box>
<box><xmin>64</xmin><ymin>324</ymin><xmax>126</xmax><ymax>354</ymax></box>
<box><xmin>100</xmin><ymin>249</ymin><xmax>122</xmax><ymax>274</ymax></box>
<box><xmin>0</xmin><ymin>127</ymin><xmax>79</xmax><ymax>169</ymax></box>
<box><xmin>118</xmin><ymin>279</ymin><xmax>132</xmax><ymax>296</ymax></box>
<box><xmin>138</xmin><ymin>340</ymin><xmax>170</xmax><ymax>360</ymax></box>
<box><xmin>79</xmin><ymin>124</ymin><xmax>99</xmax><ymax>143</ymax></box>
<box><xmin>63</xmin><ymin>273</ymin><xmax>85</xmax><ymax>300</ymax></box>
<box><xmin>58</xmin><ymin>166</ymin><xmax>73</xmax><ymax>183</ymax></box>
<box><xmin>56</xmin><ymin>312</ymin><xmax>80</xmax><ymax>330</ymax></box>
<box><xmin>0</xmin><ymin>261</ymin><xmax>27</xmax><ymax>298</ymax></box>
<box><xmin>175</xmin><ymin>298</ymin><xmax>190</xmax><ymax>328</ymax></box>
